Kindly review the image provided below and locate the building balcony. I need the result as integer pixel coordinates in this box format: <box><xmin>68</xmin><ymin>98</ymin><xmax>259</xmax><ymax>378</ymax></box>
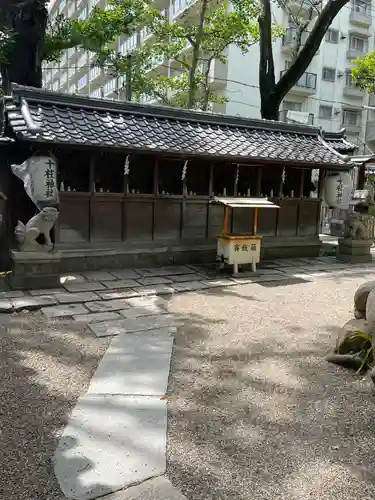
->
<box><xmin>343</xmin><ymin>83</ymin><xmax>364</xmax><ymax>98</ymax></box>
<box><xmin>350</xmin><ymin>9</ymin><xmax>372</xmax><ymax>27</ymax></box>
<box><xmin>347</xmin><ymin>47</ymin><xmax>366</xmax><ymax>59</ymax></box>
<box><xmin>280</xmin><ymin>70</ymin><xmax>317</xmax><ymax>95</ymax></box>
<box><xmin>342</xmin><ymin>122</ymin><xmax>361</xmax><ymax>134</ymax></box>
<box><xmin>281</xmin><ymin>27</ymin><xmax>309</xmax><ymax>54</ymax></box>
<box><xmin>283</xmin><ymin>0</ymin><xmax>318</xmax><ymax>18</ymax></box>
<box><xmin>366</xmin><ymin>120</ymin><xmax>375</xmax><ymax>141</ymax></box>
<box><xmin>279</xmin><ymin>109</ymin><xmax>314</xmax><ymax>125</ymax></box>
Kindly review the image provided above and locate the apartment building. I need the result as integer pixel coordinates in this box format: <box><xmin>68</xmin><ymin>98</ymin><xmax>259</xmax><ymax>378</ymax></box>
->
<box><xmin>44</xmin><ymin>0</ymin><xmax>375</xmax><ymax>152</ymax></box>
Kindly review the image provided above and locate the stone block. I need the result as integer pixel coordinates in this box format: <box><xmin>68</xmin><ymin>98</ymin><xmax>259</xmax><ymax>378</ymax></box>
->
<box><xmin>55</xmin><ymin>291</ymin><xmax>100</xmax><ymax>304</ymax></box>
<box><xmin>126</xmin><ymin>296</ymin><xmax>168</xmax><ymax>310</ymax></box>
<box><xmin>136</xmin><ymin>266</ymin><xmax>193</xmax><ymax>277</ymax></box>
<box><xmin>41</xmin><ymin>303</ymin><xmax>88</xmax><ymax>318</ymax></box>
<box><xmin>11</xmin><ymin>295</ymin><xmax>57</xmax><ymax>311</ymax></box>
<box><xmin>29</xmin><ymin>288</ymin><xmax>64</xmax><ymax>296</ymax></box>
<box><xmin>103</xmin><ymin>477</ymin><xmax>187</xmax><ymax>500</ymax></box>
<box><xmin>89</xmin><ymin>314</ymin><xmax>176</xmax><ymax>337</ymax></box>
<box><xmin>172</xmin><ymin>281</ymin><xmax>208</xmax><ymax>293</ymax></box>
<box><xmin>0</xmin><ymin>299</ymin><xmax>13</xmax><ymax>312</ymax></box>
<box><xmin>9</xmin><ymin>251</ymin><xmax>62</xmax><ymax>291</ymax></box>
<box><xmin>85</xmin><ymin>299</ymin><xmax>131</xmax><ymax>313</ymax></box>
<box><xmin>53</xmin><ymin>395</ymin><xmax>167</xmax><ymax>500</ymax></box>
<box><xmin>136</xmin><ymin>277</ymin><xmax>173</xmax><ymax>286</ymax></box>
<box><xmin>60</xmin><ymin>273</ymin><xmax>87</xmax><ymax>284</ymax></box>
<box><xmin>135</xmin><ymin>285</ymin><xmax>175</xmax><ymax>296</ymax></box>
<box><xmin>104</xmin><ymin>279</ymin><xmax>140</xmax><ymax>289</ymax></box>
<box><xmin>0</xmin><ymin>290</ymin><xmax>25</xmax><ymax>299</ymax></box>
<box><xmin>98</xmin><ymin>289</ymin><xmax>141</xmax><ymax>301</ymax></box>
<box><xmin>63</xmin><ymin>282</ymin><xmax>106</xmax><ymax>293</ymax></box>
<box><xmin>87</xmin><ymin>333</ymin><xmax>174</xmax><ymax>396</ymax></box>
<box><xmin>337</xmin><ymin>238</ymin><xmax>373</xmax><ymax>264</ymax></box>
<box><xmin>110</xmin><ymin>269</ymin><xmax>142</xmax><ymax>280</ymax></box>
<box><xmin>82</xmin><ymin>271</ymin><xmax>117</xmax><ymax>282</ymax></box>
<box><xmin>119</xmin><ymin>304</ymin><xmax>166</xmax><ymax>319</ymax></box>
<box><xmin>169</xmin><ymin>273</ymin><xmax>205</xmax><ymax>283</ymax></box>
<box><xmin>73</xmin><ymin>312</ymin><xmax>122</xmax><ymax>323</ymax></box>
<box><xmin>203</xmin><ymin>278</ymin><xmax>236</xmax><ymax>288</ymax></box>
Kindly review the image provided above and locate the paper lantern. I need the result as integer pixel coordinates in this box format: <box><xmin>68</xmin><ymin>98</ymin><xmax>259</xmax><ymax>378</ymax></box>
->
<box><xmin>323</xmin><ymin>173</ymin><xmax>352</xmax><ymax>209</ymax></box>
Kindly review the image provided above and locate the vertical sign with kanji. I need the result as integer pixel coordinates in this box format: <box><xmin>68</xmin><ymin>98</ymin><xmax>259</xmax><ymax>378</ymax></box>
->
<box><xmin>11</xmin><ymin>152</ymin><xmax>59</xmax><ymax>209</ymax></box>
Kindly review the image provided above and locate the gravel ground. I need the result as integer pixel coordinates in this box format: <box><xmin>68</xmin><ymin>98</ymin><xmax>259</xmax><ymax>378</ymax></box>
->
<box><xmin>166</xmin><ymin>273</ymin><xmax>375</xmax><ymax>500</ymax></box>
<box><xmin>0</xmin><ymin>311</ymin><xmax>108</xmax><ymax>500</ymax></box>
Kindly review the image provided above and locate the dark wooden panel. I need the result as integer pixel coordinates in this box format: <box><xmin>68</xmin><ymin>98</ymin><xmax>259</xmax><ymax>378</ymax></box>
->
<box><xmin>183</xmin><ymin>200</ymin><xmax>208</xmax><ymax>240</ymax></box>
<box><xmin>154</xmin><ymin>198</ymin><xmax>181</xmax><ymax>241</ymax></box>
<box><xmin>232</xmin><ymin>207</ymin><xmax>254</xmax><ymax>234</ymax></box>
<box><xmin>126</xmin><ymin>198</ymin><xmax>153</xmax><ymax>242</ymax></box>
<box><xmin>208</xmin><ymin>204</ymin><xmax>225</xmax><ymax>240</ymax></box>
<box><xmin>91</xmin><ymin>197</ymin><xmax>123</xmax><ymax>241</ymax></box>
<box><xmin>59</xmin><ymin>194</ymin><xmax>90</xmax><ymax>242</ymax></box>
<box><xmin>278</xmin><ymin>201</ymin><xmax>298</xmax><ymax>236</ymax></box>
<box><xmin>298</xmin><ymin>201</ymin><xmax>320</xmax><ymax>236</ymax></box>
<box><xmin>258</xmin><ymin>206</ymin><xmax>277</xmax><ymax>236</ymax></box>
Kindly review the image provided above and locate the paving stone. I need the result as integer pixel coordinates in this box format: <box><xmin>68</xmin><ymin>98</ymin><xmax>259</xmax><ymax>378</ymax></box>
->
<box><xmin>0</xmin><ymin>290</ymin><xmax>25</xmax><ymax>299</ymax></box>
<box><xmin>103</xmin><ymin>279</ymin><xmax>140</xmax><ymax>289</ymax></box>
<box><xmin>41</xmin><ymin>303</ymin><xmax>88</xmax><ymax>318</ymax></box>
<box><xmin>98</xmin><ymin>289</ymin><xmax>141</xmax><ymax>301</ymax></box>
<box><xmin>55</xmin><ymin>291</ymin><xmax>100</xmax><ymax>304</ymax></box>
<box><xmin>119</xmin><ymin>304</ymin><xmax>166</xmax><ymax>319</ymax></box>
<box><xmin>103</xmin><ymin>477</ymin><xmax>187</xmax><ymax>500</ymax></box>
<box><xmin>203</xmin><ymin>278</ymin><xmax>237</xmax><ymax>288</ymax></box>
<box><xmin>136</xmin><ymin>266</ymin><xmax>193</xmax><ymax>277</ymax></box>
<box><xmin>0</xmin><ymin>299</ymin><xmax>13</xmax><ymax>312</ymax></box>
<box><xmin>172</xmin><ymin>281</ymin><xmax>208</xmax><ymax>293</ymax></box>
<box><xmin>169</xmin><ymin>273</ymin><xmax>205</xmax><ymax>283</ymax></box>
<box><xmin>73</xmin><ymin>312</ymin><xmax>122</xmax><ymax>323</ymax></box>
<box><xmin>136</xmin><ymin>285</ymin><xmax>175</xmax><ymax>296</ymax></box>
<box><xmin>85</xmin><ymin>299</ymin><xmax>131</xmax><ymax>313</ymax></box>
<box><xmin>60</xmin><ymin>273</ymin><xmax>87</xmax><ymax>284</ymax></box>
<box><xmin>29</xmin><ymin>288</ymin><xmax>64</xmax><ymax>296</ymax></box>
<box><xmin>82</xmin><ymin>271</ymin><xmax>117</xmax><ymax>281</ymax></box>
<box><xmin>63</xmin><ymin>281</ymin><xmax>106</xmax><ymax>293</ymax></box>
<box><xmin>89</xmin><ymin>314</ymin><xmax>176</xmax><ymax>337</ymax></box>
<box><xmin>53</xmin><ymin>395</ymin><xmax>167</xmax><ymax>500</ymax></box>
<box><xmin>87</xmin><ymin>332</ymin><xmax>174</xmax><ymax>396</ymax></box>
<box><xmin>136</xmin><ymin>276</ymin><xmax>173</xmax><ymax>286</ymax></box>
<box><xmin>126</xmin><ymin>296</ymin><xmax>168</xmax><ymax>309</ymax></box>
<box><xmin>110</xmin><ymin>269</ymin><xmax>142</xmax><ymax>280</ymax></box>
<box><xmin>11</xmin><ymin>295</ymin><xmax>57</xmax><ymax>311</ymax></box>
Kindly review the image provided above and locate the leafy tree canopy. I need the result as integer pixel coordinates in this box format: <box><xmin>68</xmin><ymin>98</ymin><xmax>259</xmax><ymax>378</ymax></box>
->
<box><xmin>352</xmin><ymin>52</ymin><xmax>375</xmax><ymax>93</ymax></box>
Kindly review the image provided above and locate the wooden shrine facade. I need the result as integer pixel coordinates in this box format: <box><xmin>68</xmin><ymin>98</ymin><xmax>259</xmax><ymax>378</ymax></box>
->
<box><xmin>0</xmin><ymin>85</ymin><xmax>353</xmax><ymax>270</ymax></box>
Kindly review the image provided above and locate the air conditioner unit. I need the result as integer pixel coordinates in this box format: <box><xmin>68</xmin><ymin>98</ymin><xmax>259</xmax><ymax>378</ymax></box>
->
<box><xmin>337</xmin><ymin>70</ymin><xmax>344</xmax><ymax>78</ymax></box>
<box><xmin>334</xmin><ymin>107</ymin><xmax>341</xmax><ymax>115</ymax></box>
<box><xmin>340</xmin><ymin>33</ymin><xmax>346</xmax><ymax>40</ymax></box>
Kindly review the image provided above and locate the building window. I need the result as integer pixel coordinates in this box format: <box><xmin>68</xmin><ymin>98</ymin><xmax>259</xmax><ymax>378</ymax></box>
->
<box><xmin>353</xmin><ymin>0</ymin><xmax>370</xmax><ymax>14</ymax></box>
<box><xmin>283</xmin><ymin>101</ymin><xmax>302</xmax><ymax>112</ymax></box>
<box><xmin>345</xmin><ymin>70</ymin><xmax>356</xmax><ymax>87</ymax></box>
<box><xmin>319</xmin><ymin>105</ymin><xmax>332</xmax><ymax>119</ymax></box>
<box><xmin>325</xmin><ymin>29</ymin><xmax>339</xmax><ymax>43</ymax></box>
<box><xmin>349</xmin><ymin>36</ymin><xmax>367</xmax><ymax>52</ymax></box>
<box><xmin>343</xmin><ymin>109</ymin><xmax>360</xmax><ymax>125</ymax></box>
<box><xmin>322</xmin><ymin>67</ymin><xmax>336</xmax><ymax>82</ymax></box>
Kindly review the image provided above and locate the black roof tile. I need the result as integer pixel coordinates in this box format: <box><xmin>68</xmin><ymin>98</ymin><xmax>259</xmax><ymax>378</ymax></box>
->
<box><xmin>3</xmin><ymin>85</ymin><xmax>350</xmax><ymax>168</ymax></box>
<box><xmin>322</xmin><ymin>130</ymin><xmax>357</xmax><ymax>154</ymax></box>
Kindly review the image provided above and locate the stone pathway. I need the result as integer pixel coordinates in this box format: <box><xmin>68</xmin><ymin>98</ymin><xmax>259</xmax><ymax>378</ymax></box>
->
<box><xmin>6</xmin><ymin>257</ymin><xmax>375</xmax><ymax>500</ymax></box>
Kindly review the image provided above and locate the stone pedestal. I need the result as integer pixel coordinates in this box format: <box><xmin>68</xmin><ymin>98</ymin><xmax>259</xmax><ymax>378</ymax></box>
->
<box><xmin>8</xmin><ymin>250</ymin><xmax>61</xmax><ymax>290</ymax></box>
<box><xmin>336</xmin><ymin>238</ymin><xmax>373</xmax><ymax>264</ymax></box>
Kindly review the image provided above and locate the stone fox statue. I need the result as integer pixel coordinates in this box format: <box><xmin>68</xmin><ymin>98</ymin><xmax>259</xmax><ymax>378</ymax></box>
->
<box><xmin>15</xmin><ymin>207</ymin><xmax>59</xmax><ymax>251</ymax></box>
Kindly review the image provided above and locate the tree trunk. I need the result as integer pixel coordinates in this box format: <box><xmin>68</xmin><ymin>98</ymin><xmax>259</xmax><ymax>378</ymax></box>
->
<box><xmin>258</xmin><ymin>0</ymin><xmax>351</xmax><ymax>120</ymax></box>
<box><xmin>0</xmin><ymin>0</ymin><xmax>48</xmax><ymax>91</ymax></box>
<box><xmin>186</xmin><ymin>0</ymin><xmax>209</xmax><ymax>109</ymax></box>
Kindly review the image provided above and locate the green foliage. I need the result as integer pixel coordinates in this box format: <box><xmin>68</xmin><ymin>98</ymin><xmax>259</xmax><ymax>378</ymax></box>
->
<box><xmin>0</xmin><ymin>28</ymin><xmax>15</xmax><ymax>64</ymax></box>
<box><xmin>348</xmin><ymin>330</ymin><xmax>373</xmax><ymax>373</ymax></box>
<box><xmin>43</xmin><ymin>0</ymin><xmax>282</xmax><ymax>110</ymax></box>
<box><xmin>352</xmin><ymin>51</ymin><xmax>375</xmax><ymax>93</ymax></box>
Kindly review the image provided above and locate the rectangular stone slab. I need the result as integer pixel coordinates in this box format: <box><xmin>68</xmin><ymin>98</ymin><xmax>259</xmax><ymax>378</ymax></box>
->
<box><xmin>87</xmin><ymin>333</ymin><xmax>174</xmax><ymax>396</ymax></box>
<box><xmin>82</xmin><ymin>271</ymin><xmax>117</xmax><ymax>281</ymax></box>
<box><xmin>98</xmin><ymin>289</ymin><xmax>140</xmax><ymax>301</ymax></box>
<box><xmin>103</xmin><ymin>279</ymin><xmax>140</xmax><ymax>289</ymax></box>
<box><xmin>89</xmin><ymin>314</ymin><xmax>176</xmax><ymax>337</ymax></box>
<box><xmin>42</xmin><ymin>303</ymin><xmax>88</xmax><ymax>318</ymax></box>
<box><xmin>119</xmin><ymin>305</ymin><xmax>166</xmax><ymax>319</ymax></box>
<box><xmin>53</xmin><ymin>395</ymin><xmax>167</xmax><ymax>500</ymax></box>
<box><xmin>85</xmin><ymin>299</ymin><xmax>131</xmax><ymax>313</ymax></box>
<box><xmin>55</xmin><ymin>292</ymin><xmax>100</xmax><ymax>304</ymax></box>
<box><xmin>135</xmin><ymin>277</ymin><xmax>173</xmax><ymax>286</ymax></box>
<box><xmin>73</xmin><ymin>312</ymin><xmax>122</xmax><ymax>323</ymax></box>
<box><xmin>63</xmin><ymin>282</ymin><xmax>106</xmax><ymax>293</ymax></box>
<box><xmin>103</xmin><ymin>477</ymin><xmax>188</xmax><ymax>500</ymax></box>
<box><xmin>136</xmin><ymin>266</ymin><xmax>193</xmax><ymax>277</ymax></box>
<box><xmin>110</xmin><ymin>269</ymin><xmax>142</xmax><ymax>280</ymax></box>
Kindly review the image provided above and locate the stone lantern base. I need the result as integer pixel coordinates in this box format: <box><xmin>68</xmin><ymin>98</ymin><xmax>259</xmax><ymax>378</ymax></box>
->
<box><xmin>337</xmin><ymin>238</ymin><xmax>373</xmax><ymax>264</ymax></box>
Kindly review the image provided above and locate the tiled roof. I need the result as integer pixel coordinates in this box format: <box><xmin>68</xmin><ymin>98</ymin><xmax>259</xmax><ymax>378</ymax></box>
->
<box><xmin>4</xmin><ymin>85</ymin><xmax>349</xmax><ymax>168</ymax></box>
<box><xmin>322</xmin><ymin>130</ymin><xmax>357</xmax><ymax>154</ymax></box>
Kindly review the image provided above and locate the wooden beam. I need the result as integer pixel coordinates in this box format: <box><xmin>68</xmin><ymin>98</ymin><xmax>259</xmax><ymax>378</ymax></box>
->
<box><xmin>256</xmin><ymin>167</ymin><xmax>262</xmax><ymax>197</ymax></box>
<box><xmin>299</xmin><ymin>169</ymin><xmax>305</xmax><ymax>199</ymax></box>
<box><xmin>152</xmin><ymin>159</ymin><xmax>158</xmax><ymax>240</ymax></box>
<box><xmin>89</xmin><ymin>154</ymin><xmax>95</xmax><ymax>242</ymax></box>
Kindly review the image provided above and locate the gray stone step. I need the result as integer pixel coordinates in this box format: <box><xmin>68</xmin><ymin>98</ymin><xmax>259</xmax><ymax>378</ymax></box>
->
<box><xmin>88</xmin><ymin>314</ymin><xmax>177</xmax><ymax>337</ymax></box>
<box><xmin>87</xmin><ymin>333</ymin><xmax>174</xmax><ymax>396</ymax></box>
<box><xmin>103</xmin><ymin>477</ymin><xmax>187</xmax><ymax>500</ymax></box>
<box><xmin>53</xmin><ymin>395</ymin><xmax>167</xmax><ymax>500</ymax></box>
